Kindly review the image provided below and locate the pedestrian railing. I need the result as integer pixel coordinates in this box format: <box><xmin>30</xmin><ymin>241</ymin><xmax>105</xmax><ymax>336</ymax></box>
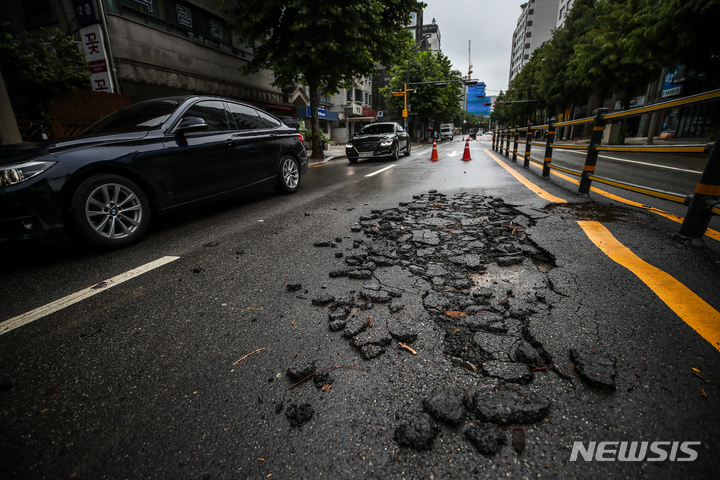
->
<box><xmin>491</xmin><ymin>88</ymin><xmax>720</xmax><ymax>242</ymax></box>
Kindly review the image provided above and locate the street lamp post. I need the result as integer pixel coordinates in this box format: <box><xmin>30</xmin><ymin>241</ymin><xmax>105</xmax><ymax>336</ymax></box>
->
<box><xmin>405</xmin><ymin>35</ymin><xmax>431</xmax><ymax>134</ymax></box>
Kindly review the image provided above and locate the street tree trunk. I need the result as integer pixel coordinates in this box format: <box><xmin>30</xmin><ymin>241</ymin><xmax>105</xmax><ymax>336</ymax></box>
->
<box><xmin>308</xmin><ymin>81</ymin><xmax>324</xmax><ymax>160</ymax></box>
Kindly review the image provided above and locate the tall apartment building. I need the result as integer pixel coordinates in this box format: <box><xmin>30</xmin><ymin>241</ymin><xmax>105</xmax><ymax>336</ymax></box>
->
<box><xmin>508</xmin><ymin>0</ymin><xmax>561</xmax><ymax>84</ymax></box>
<box><xmin>422</xmin><ymin>18</ymin><xmax>440</xmax><ymax>54</ymax></box>
<box><xmin>557</xmin><ymin>0</ymin><xmax>574</xmax><ymax>28</ymax></box>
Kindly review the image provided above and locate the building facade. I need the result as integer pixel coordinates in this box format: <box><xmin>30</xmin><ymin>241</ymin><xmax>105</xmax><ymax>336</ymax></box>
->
<box><xmin>0</xmin><ymin>0</ymin><xmax>308</xmax><ymax>118</ymax></box>
<box><xmin>509</xmin><ymin>0</ymin><xmax>560</xmax><ymax>84</ymax></box>
<box><xmin>557</xmin><ymin>0</ymin><xmax>574</xmax><ymax>28</ymax></box>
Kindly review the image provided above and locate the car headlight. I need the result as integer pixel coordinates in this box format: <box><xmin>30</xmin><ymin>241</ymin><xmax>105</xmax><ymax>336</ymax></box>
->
<box><xmin>380</xmin><ymin>140</ymin><xmax>393</xmax><ymax>147</ymax></box>
<box><xmin>346</xmin><ymin>143</ymin><xmax>353</xmax><ymax>149</ymax></box>
<box><xmin>0</xmin><ymin>161</ymin><xmax>56</xmax><ymax>187</ymax></box>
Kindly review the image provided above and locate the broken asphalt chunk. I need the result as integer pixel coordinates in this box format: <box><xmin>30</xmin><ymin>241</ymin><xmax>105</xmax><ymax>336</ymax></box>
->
<box><xmin>465</xmin><ymin>424</ymin><xmax>506</xmax><ymax>455</ymax></box>
<box><xmin>569</xmin><ymin>348</ymin><xmax>617</xmax><ymax>391</ymax></box>
<box><xmin>286</xmin><ymin>283</ymin><xmax>302</xmax><ymax>292</ymax></box>
<box><xmin>466</xmin><ymin>385</ymin><xmax>550</xmax><ymax>425</ymax></box>
<box><xmin>285</xmin><ymin>403</ymin><xmax>314</xmax><ymax>427</ymax></box>
<box><xmin>394</xmin><ymin>414</ymin><xmax>438</xmax><ymax>450</ymax></box>
<box><xmin>422</xmin><ymin>388</ymin><xmax>466</xmax><ymax>426</ymax></box>
<box><xmin>311</xmin><ymin>293</ymin><xmax>335</xmax><ymax>306</ymax></box>
<box><xmin>286</xmin><ymin>361</ymin><xmax>316</xmax><ymax>382</ymax></box>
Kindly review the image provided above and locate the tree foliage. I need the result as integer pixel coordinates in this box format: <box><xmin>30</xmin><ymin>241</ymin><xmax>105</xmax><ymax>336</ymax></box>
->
<box><xmin>499</xmin><ymin>0</ymin><xmax>720</xmax><ymax>126</ymax></box>
<box><xmin>380</xmin><ymin>50</ymin><xmax>463</xmax><ymax>132</ymax></box>
<box><xmin>215</xmin><ymin>0</ymin><xmax>424</xmax><ymax>159</ymax></box>
<box><xmin>0</xmin><ymin>23</ymin><xmax>90</xmax><ymax>120</ymax></box>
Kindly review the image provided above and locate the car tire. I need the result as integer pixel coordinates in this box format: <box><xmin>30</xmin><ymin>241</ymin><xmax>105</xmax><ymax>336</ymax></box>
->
<box><xmin>391</xmin><ymin>142</ymin><xmax>399</xmax><ymax>161</ymax></box>
<box><xmin>274</xmin><ymin>154</ymin><xmax>301</xmax><ymax>195</ymax></box>
<box><xmin>71</xmin><ymin>173</ymin><xmax>150</xmax><ymax>249</ymax></box>
<box><xmin>404</xmin><ymin>142</ymin><xmax>411</xmax><ymax>156</ymax></box>
<box><xmin>348</xmin><ymin>157</ymin><xmax>358</xmax><ymax>164</ymax></box>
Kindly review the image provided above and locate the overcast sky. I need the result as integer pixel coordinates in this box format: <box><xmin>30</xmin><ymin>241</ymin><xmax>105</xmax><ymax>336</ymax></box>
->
<box><xmin>423</xmin><ymin>0</ymin><xmax>524</xmax><ymax>96</ymax></box>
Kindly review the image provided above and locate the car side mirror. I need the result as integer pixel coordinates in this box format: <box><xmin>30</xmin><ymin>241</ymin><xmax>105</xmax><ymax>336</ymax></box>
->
<box><xmin>175</xmin><ymin>117</ymin><xmax>208</xmax><ymax>134</ymax></box>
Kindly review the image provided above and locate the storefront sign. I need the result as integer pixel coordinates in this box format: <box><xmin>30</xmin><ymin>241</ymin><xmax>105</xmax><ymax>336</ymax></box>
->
<box><xmin>73</xmin><ymin>0</ymin><xmax>97</xmax><ymax>24</ymax></box>
<box><xmin>662</xmin><ymin>68</ymin><xmax>682</xmax><ymax>98</ymax></box>
<box><xmin>80</xmin><ymin>24</ymin><xmax>114</xmax><ymax>93</ymax></box>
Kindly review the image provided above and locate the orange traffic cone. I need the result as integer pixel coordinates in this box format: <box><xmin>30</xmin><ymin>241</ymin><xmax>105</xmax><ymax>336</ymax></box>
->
<box><xmin>461</xmin><ymin>138</ymin><xmax>472</xmax><ymax>161</ymax></box>
<box><xmin>430</xmin><ymin>139</ymin><xmax>440</xmax><ymax>162</ymax></box>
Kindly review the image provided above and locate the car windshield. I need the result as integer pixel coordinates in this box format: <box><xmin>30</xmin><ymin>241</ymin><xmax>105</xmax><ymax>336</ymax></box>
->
<box><xmin>82</xmin><ymin>99</ymin><xmax>182</xmax><ymax>135</ymax></box>
<box><xmin>359</xmin><ymin>124</ymin><xmax>395</xmax><ymax>135</ymax></box>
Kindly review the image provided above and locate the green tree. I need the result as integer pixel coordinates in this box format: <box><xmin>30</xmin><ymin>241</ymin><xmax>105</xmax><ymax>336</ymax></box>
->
<box><xmin>0</xmin><ymin>23</ymin><xmax>90</xmax><ymax>120</ymax></box>
<box><xmin>380</xmin><ymin>50</ymin><xmax>462</xmax><ymax>136</ymax></box>
<box><xmin>571</xmin><ymin>0</ymin><xmax>661</xmax><ymax>109</ymax></box>
<box><xmin>215</xmin><ymin>0</ymin><xmax>424</xmax><ymax>159</ymax></box>
<box><xmin>646</xmin><ymin>0</ymin><xmax>720</xmax><ymax>85</ymax></box>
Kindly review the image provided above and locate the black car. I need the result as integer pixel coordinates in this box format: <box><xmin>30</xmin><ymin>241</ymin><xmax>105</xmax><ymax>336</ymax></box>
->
<box><xmin>345</xmin><ymin>122</ymin><xmax>411</xmax><ymax>163</ymax></box>
<box><xmin>0</xmin><ymin>95</ymin><xmax>308</xmax><ymax>249</ymax></box>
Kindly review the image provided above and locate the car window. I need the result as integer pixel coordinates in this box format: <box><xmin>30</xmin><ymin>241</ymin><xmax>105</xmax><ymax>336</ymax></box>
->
<box><xmin>359</xmin><ymin>124</ymin><xmax>394</xmax><ymax>134</ymax></box>
<box><xmin>182</xmin><ymin>101</ymin><xmax>230</xmax><ymax>132</ymax></box>
<box><xmin>257</xmin><ymin>110</ymin><xmax>282</xmax><ymax>129</ymax></box>
<box><xmin>227</xmin><ymin>102</ymin><xmax>267</xmax><ymax>130</ymax></box>
<box><xmin>82</xmin><ymin>99</ymin><xmax>180</xmax><ymax>135</ymax></box>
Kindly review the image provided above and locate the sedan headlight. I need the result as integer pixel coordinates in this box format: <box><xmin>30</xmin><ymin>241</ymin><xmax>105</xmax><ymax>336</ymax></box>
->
<box><xmin>0</xmin><ymin>161</ymin><xmax>56</xmax><ymax>187</ymax></box>
<box><xmin>346</xmin><ymin>143</ymin><xmax>353</xmax><ymax>149</ymax></box>
<box><xmin>380</xmin><ymin>139</ymin><xmax>393</xmax><ymax>147</ymax></box>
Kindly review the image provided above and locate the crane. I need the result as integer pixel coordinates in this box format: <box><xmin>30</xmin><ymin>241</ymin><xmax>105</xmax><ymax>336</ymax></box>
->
<box><xmin>468</xmin><ymin>40</ymin><xmax>473</xmax><ymax>80</ymax></box>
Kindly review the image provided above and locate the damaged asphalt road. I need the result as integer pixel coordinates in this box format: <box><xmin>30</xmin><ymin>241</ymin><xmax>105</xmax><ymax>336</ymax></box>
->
<box><xmin>1</xmin><ymin>148</ymin><xmax>719</xmax><ymax>479</ymax></box>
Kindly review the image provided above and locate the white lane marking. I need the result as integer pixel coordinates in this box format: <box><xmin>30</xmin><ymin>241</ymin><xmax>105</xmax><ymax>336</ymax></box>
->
<box><xmin>365</xmin><ymin>164</ymin><xmax>397</xmax><ymax>177</ymax></box>
<box><xmin>447</xmin><ymin>151</ymin><xmax>460</xmax><ymax>157</ymax></box>
<box><xmin>565</xmin><ymin>150</ymin><xmax>702</xmax><ymax>174</ymax></box>
<box><xmin>0</xmin><ymin>256</ymin><xmax>180</xmax><ymax>336</ymax></box>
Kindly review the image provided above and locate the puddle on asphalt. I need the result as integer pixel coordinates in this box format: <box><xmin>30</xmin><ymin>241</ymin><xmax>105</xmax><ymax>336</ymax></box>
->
<box><xmin>545</xmin><ymin>203</ymin><xmax>634</xmax><ymax>222</ymax></box>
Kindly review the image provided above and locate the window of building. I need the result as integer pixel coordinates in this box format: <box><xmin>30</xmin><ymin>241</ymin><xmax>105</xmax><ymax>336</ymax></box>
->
<box><xmin>529</xmin><ymin>9</ymin><xmax>534</xmax><ymax>14</ymax></box>
<box><xmin>22</xmin><ymin>0</ymin><xmax>56</xmax><ymax>26</ymax></box>
<box><xmin>527</xmin><ymin>20</ymin><xmax>533</xmax><ymax>26</ymax></box>
<box><xmin>347</xmin><ymin>89</ymin><xmax>352</xmax><ymax>102</ymax></box>
<box><xmin>559</xmin><ymin>7</ymin><xmax>565</xmax><ymax>20</ymax></box>
<box><xmin>355</xmin><ymin>89</ymin><xmax>363</xmax><ymax>102</ymax></box>
<box><xmin>526</xmin><ymin>32</ymin><xmax>532</xmax><ymax>37</ymax></box>
<box><xmin>525</xmin><ymin>43</ymin><xmax>531</xmax><ymax>49</ymax></box>
<box><xmin>524</xmin><ymin>54</ymin><xmax>530</xmax><ymax>60</ymax></box>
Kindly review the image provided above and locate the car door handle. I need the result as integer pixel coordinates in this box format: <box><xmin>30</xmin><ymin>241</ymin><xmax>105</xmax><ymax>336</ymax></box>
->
<box><xmin>225</xmin><ymin>139</ymin><xmax>240</xmax><ymax>147</ymax></box>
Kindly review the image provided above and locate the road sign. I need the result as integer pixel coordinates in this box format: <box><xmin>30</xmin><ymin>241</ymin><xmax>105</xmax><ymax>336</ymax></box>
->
<box><xmin>393</xmin><ymin>92</ymin><xmax>405</xmax><ymax>97</ymax></box>
<box><xmin>402</xmin><ymin>109</ymin><xmax>408</xmax><ymax>118</ymax></box>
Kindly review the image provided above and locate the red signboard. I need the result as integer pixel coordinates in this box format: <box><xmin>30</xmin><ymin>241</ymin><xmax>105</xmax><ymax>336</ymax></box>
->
<box><xmin>362</xmin><ymin>107</ymin><xmax>377</xmax><ymax>117</ymax></box>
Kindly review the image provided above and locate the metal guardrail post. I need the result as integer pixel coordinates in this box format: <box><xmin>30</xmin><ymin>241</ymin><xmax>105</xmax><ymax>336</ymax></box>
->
<box><xmin>677</xmin><ymin>131</ymin><xmax>720</xmax><ymax>243</ymax></box>
<box><xmin>512</xmin><ymin>126</ymin><xmax>520</xmax><ymax>163</ymax></box>
<box><xmin>505</xmin><ymin>128</ymin><xmax>511</xmax><ymax>158</ymax></box>
<box><xmin>541</xmin><ymin>120</ymin><xmax>556</xmax><ymax>179</ymax></box>
<box><xmin>492</xmin><ymin>130</ymin><xmax>497</xmax><ymax>151</ymax></box>
<box><xmin>578</xmin><ymin>109</ymin><xmax>609</xmax><ymax>194</ymax></box>
<box><xmin>524</xmin><ymin>125</ymin><xmax>532</xmax><ymax>169</ymax></box>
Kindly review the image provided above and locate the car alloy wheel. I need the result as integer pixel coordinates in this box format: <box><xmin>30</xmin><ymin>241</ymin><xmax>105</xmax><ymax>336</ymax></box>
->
<box><xmin>72</xmin><ymin>174</ymin><xmax>150</xmax><ymax>249</ymax></box>
<box><xmin>274</xmin><ymin>155</ymin><xmax>300</xmax><ymax>194</ymax></box>
<box><xmin>392</xmin><ymin>142</ymin><xmax>399</xmax><ymax>161</ymax></box>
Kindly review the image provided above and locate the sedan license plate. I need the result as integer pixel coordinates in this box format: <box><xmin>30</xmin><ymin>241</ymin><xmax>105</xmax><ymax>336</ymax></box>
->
<box><xmin>359</xmin><ymin>152</ymin><xmax>374</xmax><ymax>157</ymax></box>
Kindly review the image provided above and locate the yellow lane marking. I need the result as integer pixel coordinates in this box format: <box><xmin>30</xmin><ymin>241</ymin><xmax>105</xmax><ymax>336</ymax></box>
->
<box><xmin>526</xmin><ymin>160</ymin><xmax>720</xmax><ymax>242</ymax></box>
<box><xmin>0</xmin><ymin>256</ymin><xmax>180</xmax><ymax>336</ymax></box>
<box><xmin>578</xmin><ymin>221</ymin><xmax>720</xmax><ymax>352</ymax></box>
<box><xmin>312</xmin><ymin>160</ymin><xmax>346</xmax><ymax>168</ymax></box>
<box><xmin>485</xmin><ymin>149</ymin><xmax>566</xmax><ymax>204</ymax></box>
